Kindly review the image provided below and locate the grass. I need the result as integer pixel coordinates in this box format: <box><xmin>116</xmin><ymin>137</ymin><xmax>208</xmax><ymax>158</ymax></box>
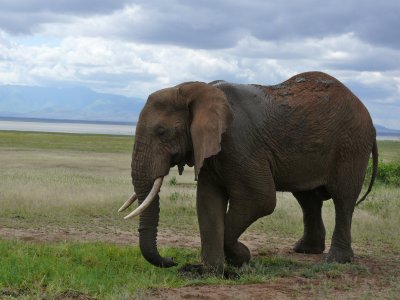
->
<box><xmin>1</xmin><ymin>130</ymin><xmax>397</xmax><ymax>160</ymax></box>
<box><xmin>377</xmin><ymin>140</ymin><xmax>400</xmax><ymax>163</ymax></box>
<box><xmin>0</xmin><ymin>147</ymin><xmax>198</xmax><ymax>232</ymax></box>
<box><xmin>0</xmin><ymin>240</ymin><xmax>371</xmax><ymax>299</ymax></box>
<box><xmin>0</xmin><ymin>240</ymin><xmax>194</xmax><ymax>298</ymax></box>
<box><xmin>0</xmin><ymin>131</ymin><xmax>133</xmax><ymax>153</ymax></box>
<box><xmin>0</xmin><ymin>131</ymin><xmax>399</xmax><ymax>298</ymax></box>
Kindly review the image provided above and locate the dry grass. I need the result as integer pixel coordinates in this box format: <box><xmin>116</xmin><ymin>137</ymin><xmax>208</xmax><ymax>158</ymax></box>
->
<box><xmin>0</xmin><ymin>147</ymin><xmax>200</xmax><ymax>235</ymax></box>
<box><xmin>378</xmin><ymin>140</ymin><xmax>400</xmax><ymax>163</ymax></box>
<box><xmin>0</xmin><ymin>132</ymin><xmax>399</xmax><ymax>299</ymax></box>
<box><xmin>1</xmin><ymin>146</ymin><xmax>399</xmax><ymax>257</ymax></box>
<box><xmin>0</xmin><ymin>149</ymin><xmax>131</xmax><ymax>229</ymax></box>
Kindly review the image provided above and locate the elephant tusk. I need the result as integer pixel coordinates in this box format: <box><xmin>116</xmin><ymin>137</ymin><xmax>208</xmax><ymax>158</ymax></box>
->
<box><xmin>118</xmin><ymin>193</ymin><xmax>138</xmax><ymax>212</ymax></box>
<box><xmin>124</xmin><ymin>177</ymin><xmax>163</xmax><ymax>220</ymax></box>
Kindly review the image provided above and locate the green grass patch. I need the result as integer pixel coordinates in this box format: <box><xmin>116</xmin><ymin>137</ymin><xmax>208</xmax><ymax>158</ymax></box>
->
<box><xmin>0</xmin><ymin>131</ymin><xmax>133</xmax><ymax>153</ymax></box>
<box><xmin>168</xmin><ymin>176</ymin><xmax>178</xmax><ymax>186</ymax></box>
<box><xmin>0</xmin><ymin>239</ymin><xmax>363</xmax><ymax>299</ymax></box>
<box><xmin>0</xmin><ymin>239</ymin><xmax>195</xmax><ymax>298</ymax></box>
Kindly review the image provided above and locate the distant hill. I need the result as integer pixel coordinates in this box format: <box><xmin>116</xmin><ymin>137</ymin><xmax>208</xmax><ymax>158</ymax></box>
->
<box><xmin>375</xmin><ymin>124</ymin><xmax>400</xmax><ymax>135</ymax></box>
<box><xmin>0</xmin><ymin>85</ymin><xmax>144</xmax><ymax>122</ymax></box>
<box><xmin>375</xmin><ymin>124</ymin><xmax>400</xmax><ymax>139</ymax></box>
<box><xmin>1</xmin><ymin>85</ymin><xmax>400</xmax><ymax>138</ymax></box>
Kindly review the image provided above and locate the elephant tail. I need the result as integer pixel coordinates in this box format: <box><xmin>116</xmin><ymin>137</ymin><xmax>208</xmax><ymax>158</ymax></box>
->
<box><xmin>356</xmin><ymin>139</ymin><xmax>378</xmax><ymax>206</ymax></box>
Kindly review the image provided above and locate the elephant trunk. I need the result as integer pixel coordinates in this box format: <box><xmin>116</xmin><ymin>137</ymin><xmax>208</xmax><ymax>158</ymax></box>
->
<box><xmin>131</xmin><ymin>142</ymin><xmax>176</xmax><ymax>268</ymax></box>
<box><xmin>137</xmin><ymin>191</ymin><xmax>176</xmax><ymax>268</ymax></box>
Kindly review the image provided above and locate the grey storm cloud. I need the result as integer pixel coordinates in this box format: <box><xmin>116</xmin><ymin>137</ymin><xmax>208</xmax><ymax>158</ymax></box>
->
<box><xmin>0</xmin><ymin>0</ymin><xmax>130</xmax><ymax>34</ymax></box>
<box><xmin>96</xmin><ymin>0</ymin><xmax>400</xmax><ymax>50</ymax></box>
<box><xmin>0</xmin><ymin>0</ymin><xmax>129</xmax><ymax>14</ymax></box>
<box><xmin>0</xmin><ymin>0</ymin><xmax>399</xmax><ymax>50</ymax></box>
<box><xmin>326</xmin><ymin>48</ymin><xmax>400</xmax><ymax>72</ymax></box>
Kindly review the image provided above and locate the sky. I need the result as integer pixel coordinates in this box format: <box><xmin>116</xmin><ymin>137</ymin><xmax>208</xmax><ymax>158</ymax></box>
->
<box><xmin>0</xmin><ymin>0</ymin><xmax>399</xmax><ymax>128</ymax></box>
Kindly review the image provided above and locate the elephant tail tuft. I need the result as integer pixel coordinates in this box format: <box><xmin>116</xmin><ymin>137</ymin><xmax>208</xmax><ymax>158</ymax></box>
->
<box><xmin>356</xmin><ymin>139</ymin><xmax>378</xmax><ymax>206</ymax></box>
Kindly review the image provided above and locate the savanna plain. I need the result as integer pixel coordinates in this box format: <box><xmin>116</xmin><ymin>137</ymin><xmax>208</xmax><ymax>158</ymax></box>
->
<box><xmin>0</xmin><ymin>131</ymin><xmax>399</xmax><ymax>299</ymax></box>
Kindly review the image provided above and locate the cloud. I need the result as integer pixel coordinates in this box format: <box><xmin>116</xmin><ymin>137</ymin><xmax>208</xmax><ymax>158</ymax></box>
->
<box><xmin>2</xmin><ymin>31</ymin><xmax>398</xmax><ymax>99</ymax></box>
<box><xmin>0</xmin><ymin>0</ymin><xmax>128</xmax><ymax>13</ymax></box>
<box><xmin>0</xmin><ymin>0</ymin><xmax>129</xmax><ymax>34</ymax></box>
<box><xmin>0</xmin><ymin>1</ymin><xmax>399</xmax><ymax>128</ymax></box>
<box><xmin>1</xmin><ymin>1</ymin><xmax>399</xmax><ymax>50</ymax></box>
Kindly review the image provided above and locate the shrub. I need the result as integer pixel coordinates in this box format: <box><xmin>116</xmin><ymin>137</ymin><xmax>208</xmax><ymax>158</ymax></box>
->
<box><xmin>377</xmin><ymin>162</ymin><xmax>400</xmax><ymax>186</ymax></box>
<box><xmin>366</xmin><ymin>160</ymin><xmax>400</xmax><ymax>186</ymax></box>
<box><xmin>168</xmin><ymin>176</ymin><xmax>177</xmax><ymax>186</ymax></box>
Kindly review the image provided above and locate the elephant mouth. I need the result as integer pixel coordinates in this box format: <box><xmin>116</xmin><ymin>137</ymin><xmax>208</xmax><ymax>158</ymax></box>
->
<box><xmin>171</xmin><ymin>153</ymin><xmax>189</xmax><ymax>175</ymax></box>
<box><xmin>121</xmin><ymin>152</ymin><xmax>193</xmax><ymax>219</ymax></box>
<box><xmin>118</xmin><ymin>177</ymin><xmax>164</xmax><ymax>219</ymax></box>
<box><xmin>171</xmin><ymin>151</ymin><xmax>194</xmax><ymax>175</ymax></box>
<box><xmin>177</xmin><ymin>162</ymin><xmax>185</xmax><ymax>175</ymax></box>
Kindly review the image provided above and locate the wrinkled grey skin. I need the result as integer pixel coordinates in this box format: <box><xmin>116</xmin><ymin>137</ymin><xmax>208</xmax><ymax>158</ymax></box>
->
<box><xmin>129</xmin><ymin>72</ymin><xmax>378</xmax><ymax>273</ymax></box>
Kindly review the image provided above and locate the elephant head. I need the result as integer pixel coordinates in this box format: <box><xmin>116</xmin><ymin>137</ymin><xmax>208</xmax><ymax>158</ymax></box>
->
<box><xmin>119</xmin><ymin>82</ymin><xmax>233</xmax><ymax>268</ymax></box>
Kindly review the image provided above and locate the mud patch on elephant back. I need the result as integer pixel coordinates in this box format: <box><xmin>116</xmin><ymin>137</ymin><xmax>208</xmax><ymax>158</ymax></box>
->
<box><xmin>295</xmin><ymin>77</ymin><xmax>307</xmax><ymax>83</ymax></box>
<box><xmin>316</xmin><ymin>79</ymin><xmax>334</xmax><ymax>88</ymax></box>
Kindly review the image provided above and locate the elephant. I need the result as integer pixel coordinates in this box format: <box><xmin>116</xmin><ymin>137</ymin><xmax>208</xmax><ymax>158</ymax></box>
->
<box><xmin>118</xmin><ymin>71</ymin><xmax>378</xmax><ymax>274</ymax></box>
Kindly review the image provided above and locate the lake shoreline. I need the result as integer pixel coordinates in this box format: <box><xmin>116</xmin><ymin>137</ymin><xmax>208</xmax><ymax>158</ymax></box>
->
<box><xmin>0</xmin><ymin>120</ymin><xmax>135</xmax><ymax>136</ymax></box>
<box><xmin>0</xmin><ymin>116</ymin><xmax>135</xmax><ymax>126</ymax></box>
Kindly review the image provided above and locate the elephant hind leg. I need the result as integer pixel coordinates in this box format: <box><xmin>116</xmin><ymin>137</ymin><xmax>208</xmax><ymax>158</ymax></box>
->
<box><xmin>326</xmin><ymin>158</ymin><xmax>368</xmax><ymax>263</ymax></box>
<box><xmin>293</xmin><ymin>189</ymin><xmax>326</xmax><ymax>254</ymax></box>
<box><xmin>326</xmin><ymin>192</ymin><xmax>357</xmax><ymax>263</ymax></box>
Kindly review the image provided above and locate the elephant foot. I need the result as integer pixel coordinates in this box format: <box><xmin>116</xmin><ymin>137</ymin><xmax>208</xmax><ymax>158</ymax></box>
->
<box><xmin>326</xmin><ymin>246</ymin><xmax>354</xmax><ymax>263</ymax></box>
<box><xmin>293</xmin><ymin>237</ymin><xmax>325</xmax><ymax>254</ymax></box>
<box><xmin>178</xmin><ymin>264</ymin><xmax>239</xmax><ymax>279</ymax></box>
<box><xmin>225</xmin><ymin>241</ymin><xmax>251</xmax><ymax>267</ymax></box>
<box><xmin>178</xmin><ymin>264</ymin><xmax>209</xmax><ymax>277</ymax></box>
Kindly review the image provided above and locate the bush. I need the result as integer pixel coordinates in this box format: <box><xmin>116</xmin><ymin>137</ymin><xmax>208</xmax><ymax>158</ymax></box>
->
<box><xmin>366</xmin><ymin>160</ymin><xmax>400</xmax><ymax>186</ymax></box>
<box><xmin>168</xmin><ymin>176</ymin><xmax>177</xmax><ymax>186</ymax></box>
<box><xmin>377</xmin><ymin>162</ymin><xmax>400</xmax><ymax>186</ymax></box>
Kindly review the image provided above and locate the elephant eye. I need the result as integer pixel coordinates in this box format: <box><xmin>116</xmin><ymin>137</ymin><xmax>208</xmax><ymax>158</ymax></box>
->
<box><xmin>154</xmin><ymin>125</ymin><xmax>167</xmax><ymax>137</ymax></box>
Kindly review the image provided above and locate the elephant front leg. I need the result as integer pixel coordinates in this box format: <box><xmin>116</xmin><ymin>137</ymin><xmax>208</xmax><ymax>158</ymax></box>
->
<box><xmin>224</xmin><ymin>174</ymin><xmax>277</xmax><ymax>267</ymax></box>
<box><xmin>196</xmin><ymin>173</ymin><xmax>228</xmax><ymax>273</ymax></box>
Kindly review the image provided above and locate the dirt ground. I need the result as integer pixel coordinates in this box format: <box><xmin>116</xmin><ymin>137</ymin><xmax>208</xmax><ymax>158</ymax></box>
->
<box><xmin>1</xmin><ymin>227</ymin><xmax>399</xmax><ymax>299</ymax></box>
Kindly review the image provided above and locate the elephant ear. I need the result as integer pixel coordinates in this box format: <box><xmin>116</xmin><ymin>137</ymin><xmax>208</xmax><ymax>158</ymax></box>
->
<box><xmin>178</xmin><ymin>82</ymin><xmax>233</xmax><ymax>180</ymax></box>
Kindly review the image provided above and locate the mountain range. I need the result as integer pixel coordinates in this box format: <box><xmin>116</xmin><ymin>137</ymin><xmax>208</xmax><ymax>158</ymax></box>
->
<box><xmin>0</xmin><ymin>85</ymin><xmax>399</xmax><ymax>137</ymax></box>
<box><xmin>374</xmin><ymin>125</ymin><xmax>400</xmax><ymax>137</ymax></box>
<box><xmin>0</xmin><ymin>85</ymin><xmax>144</xmax><ymax>122</ymax></box>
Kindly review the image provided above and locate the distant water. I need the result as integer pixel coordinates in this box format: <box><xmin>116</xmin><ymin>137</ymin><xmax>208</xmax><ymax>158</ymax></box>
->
<box><xmin>0</xmin><ymin>120</ymin><xmax>135</xmax><ymax>135</ymax></box>
<box><xmin>377</xmin><ymin>135</ymin><xmax>400</xmax><ymax>141</ymax></box>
